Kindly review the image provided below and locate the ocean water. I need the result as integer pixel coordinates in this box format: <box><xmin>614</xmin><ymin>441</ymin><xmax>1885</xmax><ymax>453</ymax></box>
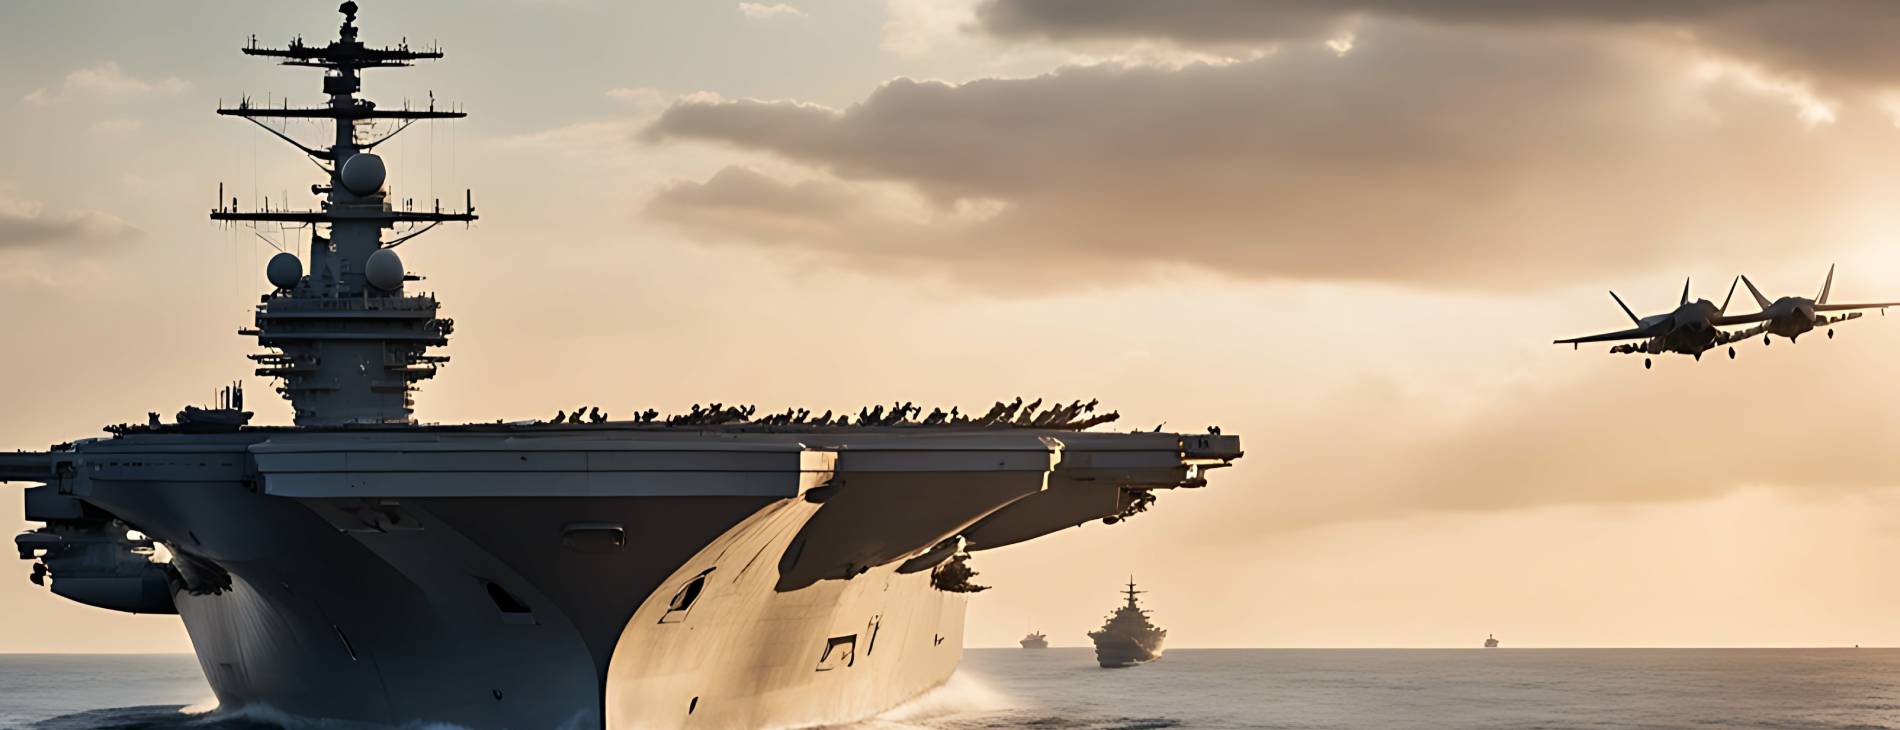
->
<box><xmin>5</xmin><ymin>648</ymin><xmax>1900</xmax><ymax>729</ymax></box>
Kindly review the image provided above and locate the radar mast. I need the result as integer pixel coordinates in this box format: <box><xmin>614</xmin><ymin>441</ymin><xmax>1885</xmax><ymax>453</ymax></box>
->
<box><xmin>1123</xmin><ymin>577</ymin><xmax>1145</xmax><ymax>610</ymax></box>
<box><xmin>214</xmin><ymin>1</ymin><xmax>474</xmax><ymax>426</ymax></box>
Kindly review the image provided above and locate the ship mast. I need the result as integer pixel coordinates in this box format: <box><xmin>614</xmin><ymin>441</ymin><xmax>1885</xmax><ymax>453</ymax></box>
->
<box><xmin>213</xmin><ymin>1</ymin><xmax>474</xmax><ymax>426</ymax></box>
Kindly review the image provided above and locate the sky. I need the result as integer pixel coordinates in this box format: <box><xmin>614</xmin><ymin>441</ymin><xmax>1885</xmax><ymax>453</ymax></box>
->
<box><xmin>6</xmin><ymin>0</ymin><xmax>1900</xmax><ymax>652</ymax></box>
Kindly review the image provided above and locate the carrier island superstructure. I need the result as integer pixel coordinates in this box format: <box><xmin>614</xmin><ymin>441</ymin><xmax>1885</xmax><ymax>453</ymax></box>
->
<box><xmin>3</xmin><ymin>5</ymin><xmax>1244</xmax><ymax>728</ymax></box>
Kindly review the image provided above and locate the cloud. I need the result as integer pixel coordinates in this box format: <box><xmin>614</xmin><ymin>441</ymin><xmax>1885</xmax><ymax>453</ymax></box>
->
<box><xmin>22</xmin><ymin>61</ymin><xmax>188</xmax><ymax>105</ymax></box>
<box><xmin>738</xmin><ymin>3</ymin><xmax>805</xmax><ymax>20</ymax></box>
<box><xmin>1225</xmin><ymin>343</ymin><xmax>1900</xmax><ymax>535</ymax></box>
<box><xmin>606</xmin><ymin>86</ymin><xmax>667</xmax><ymax>106</ymax></box>
<box><xmin>0</xmin><ymin>194</ymin><xmax>137</xmax><ymax>251</ymax></box>
<box><xmin>648</xmin><ymin>166</ymin><xmax>1040</xmax><ymax>284</ymax></box>
<box><xmin>972</xmin><ymin>0</ymin><xmax>1900</xmax><ymax>92</ymax></box>
<box><xmin>882</xmin><ymin>0</ymin><xmax>983</xmax><ymax>55</ymax></box>
<box><xmin>644</xmin><ymin>24</ymin><xmax>1892</xmax><ymax>291</ymax></box>
<box><xmin>652</xmin><ymin>166</ymin><xmax>871</xmax><ymax>235</ymax></box>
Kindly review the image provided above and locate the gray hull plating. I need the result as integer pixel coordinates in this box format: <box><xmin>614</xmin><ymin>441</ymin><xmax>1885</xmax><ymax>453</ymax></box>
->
<box><xmin>19</xmin><ymin>425</ymin><xmax>1243</xmax><ymax>728</ymax></box>
<box><xmin>154</xmin><ymin>486</ymin><xmax>962</xmax><ymax>729</ymax></box>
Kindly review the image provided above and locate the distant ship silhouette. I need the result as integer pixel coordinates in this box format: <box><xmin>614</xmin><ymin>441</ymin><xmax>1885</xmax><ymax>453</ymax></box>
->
<box><xmin>1484</xmin><ymin>634</ymin><xmax>1500</xmax><ymax>648</ymax></box>
<box><xmin>1090</xmin><ymin>578</ymin><xmax>1166</xmax><ymax>667</ymax></box>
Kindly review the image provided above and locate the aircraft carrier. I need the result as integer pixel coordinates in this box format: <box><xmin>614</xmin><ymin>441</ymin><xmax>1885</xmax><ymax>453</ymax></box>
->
<box><xmin>3</xmin><ymin>5</ymin><xmax>1243</xmax><ymax>728</ymax></box>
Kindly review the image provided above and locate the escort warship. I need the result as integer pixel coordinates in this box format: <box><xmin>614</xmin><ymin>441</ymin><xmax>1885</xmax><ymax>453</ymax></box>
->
<box><xmin>3</xmin><ymin>5</ymin><xmax>1243</xmax><ymax>728</ymax></box>
<box><xmin>1089</xmin><ymin>579</ymin><xmax>1166</xmax><ymax>668</ymax></box>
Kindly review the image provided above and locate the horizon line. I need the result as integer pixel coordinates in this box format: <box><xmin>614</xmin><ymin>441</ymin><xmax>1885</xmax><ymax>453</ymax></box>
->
<box><xmin>3</xmin><ymin>645</ymin><xmax>1891</xmax><ymax>656</ymax></box>
<box><xmin>968</xmin><ymin>645</ymin><xmax>1891</xmax><ymax>650</ymax></box>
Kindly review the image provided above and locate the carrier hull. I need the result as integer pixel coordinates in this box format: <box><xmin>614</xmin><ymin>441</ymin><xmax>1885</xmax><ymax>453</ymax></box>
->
<box><xmin>154</xmin><ymin>486</ymin><xmax>964</xmax><ymax>729</ymax></box>
<box><xmin>16</xmin><ymin>425</ymin><xmax>1237</xmax><ymax>728</ymax></box>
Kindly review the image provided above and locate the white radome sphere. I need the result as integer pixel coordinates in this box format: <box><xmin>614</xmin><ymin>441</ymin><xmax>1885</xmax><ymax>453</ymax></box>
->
<box><xmin>340</xmin><ymin>153</ymin><xmax>387</xmax><ymax>196</ymax></box>
<box><xmin>364</xmin><ymin>248</ymin><xmax>404</xmax><ymax>291</ymax></box>
<box><xmin>266</xmin><ymin>252</ymin><xmax>303</xmax><ymax>290</ymax></box>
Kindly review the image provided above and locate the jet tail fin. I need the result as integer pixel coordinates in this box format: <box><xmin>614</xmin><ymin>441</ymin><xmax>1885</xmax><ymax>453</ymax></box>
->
<box><xmin>1680</xmin><ymin>277</ymin><xmax>1691</xmax><ymax>307</ymax></box>
<box><xmin>1610</xmin><ymin>290</ymin><xmax>1640</xmax><ymax>325</ymax></box>
<box><xmin>1818</xmin><ymin>264</ymin><xmax>1835</xmax><ymax>305</ymax></box>
<box><xmin>1721</xmin><ymin>275</ymin><xmax>1739</xmax><ymax>314</ymax></box>
<box><xmin>1740</xmin><ymin>275</ymin><xmax>1772</xmax><ymax>310</ymax></box>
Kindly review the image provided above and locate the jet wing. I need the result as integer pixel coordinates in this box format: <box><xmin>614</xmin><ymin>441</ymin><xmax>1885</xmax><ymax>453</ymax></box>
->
<box><xmin>1710</xmin><ymin>311</ymin><xmax>1776</xmax><ymax>327</ymax></box>
<box><xmin>1718</xmin><ymin>323</ymin><xmax>1768</xmax><ymax>344</ymax></box>
<box><xmin>1554</xmin><ymin>325</ymin><xmax>1660</xmax><ymax>345</ymax></box>
<box><xmin>1814</xmin><ymin>301</ymin><xmax>1900</xmax><ymax>312</ymax></box>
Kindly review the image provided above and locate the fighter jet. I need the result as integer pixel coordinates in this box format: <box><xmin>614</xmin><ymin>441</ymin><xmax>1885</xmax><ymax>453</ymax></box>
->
<box><xmin>1555</xmin><ymin>277</ymin><xmax>1768</xmax><ymax>369</ymax></box>
<box><xmin>1734</xmin><ymin>265</ymin><xmax>1900</xmax><ymax>345</ymax></box>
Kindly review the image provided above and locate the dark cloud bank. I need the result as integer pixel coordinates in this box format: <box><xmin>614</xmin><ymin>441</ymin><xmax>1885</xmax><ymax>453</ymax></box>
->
<box><xmin>976</xmin><ymin>0</ymin><xmax>1900</xmax><ymax>90</ymax></box>
<box><xmin>645</xmin><ymin>19</ymin><xmax>1890</xmax><ymax>291</ymax></box>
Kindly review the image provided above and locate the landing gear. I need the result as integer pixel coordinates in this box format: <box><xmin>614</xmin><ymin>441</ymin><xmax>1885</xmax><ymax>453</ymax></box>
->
<box><xmin>1828</xmin><ymin>328</ymin><xmax>1835</xmax><ymax>339</ymax></box>
<box><xmin>1644</xmin><ymin>358</ymin><xmax>1652</xmax><ymax>370</ymax></box>
<box><xmin>1728</xmin><ymin>346</ymin><xmax>1736</xmax><ymax>359</ymax></box>
<box><xmin>1764</xmin><ymin>335</ymin><xmax>1770</xmax><ymax>346</ymax></box>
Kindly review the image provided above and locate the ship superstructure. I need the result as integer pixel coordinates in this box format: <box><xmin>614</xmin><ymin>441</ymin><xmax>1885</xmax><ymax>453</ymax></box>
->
<box><xmin>5</xmin><ymin>5</ymin><xmax>1243</xmax><ymax>729</ymax></box>
<box><xmin>1020</xmin><ymin>631</ymin><xmax>1049</xmax><ymax>649</ymax></box>
<box><xmin>213</xmin><ymin>0</ymin><xmax>473</xmax><ymax>426</ymax></box>
<box><xmin>1089</xmin><ymin>579</ymin><xmax>1167</xmax><ymax>668</ymax></box>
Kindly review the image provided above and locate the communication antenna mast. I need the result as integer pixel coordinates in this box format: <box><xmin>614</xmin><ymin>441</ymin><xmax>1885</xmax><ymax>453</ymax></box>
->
<box><xmin>213</xmin><ymin>1</ymin><xmax>474</xmax><ymax>426</ymax></box>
